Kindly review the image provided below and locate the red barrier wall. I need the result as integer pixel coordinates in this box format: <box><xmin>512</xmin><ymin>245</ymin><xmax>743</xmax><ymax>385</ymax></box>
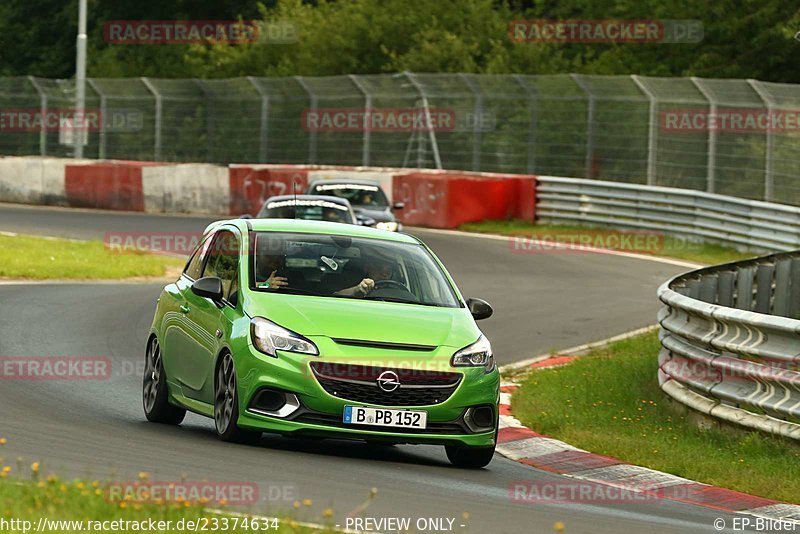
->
<box><xmin>64</xmin><ymin>162</ymin><xmax>149</xmax><ymax>211</ymax></box>
<box><xmin>229</xmin><ymin>165</ymin><xmax>310</xmax><ymax>216</ymax></box>
<box><xmin>58</xmin><ymin>160</ymin><xmax>537</xmax><ymax>224</ymax></box>
<box><xmin>393</xmin><ymin>173</ymin><xmax>536</xmax><ymax>228</ymax></box>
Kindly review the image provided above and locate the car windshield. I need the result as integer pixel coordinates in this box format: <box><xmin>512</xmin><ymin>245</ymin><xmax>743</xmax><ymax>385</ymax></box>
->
<box><xmin>258</xmin><ymin>199</ymin><xmax>352</xmax><ymax>224</ymax></box>
<box><xmin>310</xmin><ymin>183</ymin><xmax>389</xmax><ymax>208</ymax></box>
<box><xmin>251</xmin><ymin>232</ymin><xmax>460</xmax><ymax>308</ymax></box>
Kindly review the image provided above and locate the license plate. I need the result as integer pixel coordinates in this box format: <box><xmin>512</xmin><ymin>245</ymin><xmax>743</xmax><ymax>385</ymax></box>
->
<box><xmin>343</xmin><ymin>406</ymin><xmax>427</xmax><ymax>429</ymax></box>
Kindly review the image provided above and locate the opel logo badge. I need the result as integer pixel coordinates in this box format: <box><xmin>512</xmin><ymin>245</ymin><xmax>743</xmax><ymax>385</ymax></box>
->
<box><xmin>376</xmin><ymin>370</ymin><xmax>400</xmax><ymax>393</ymax></box>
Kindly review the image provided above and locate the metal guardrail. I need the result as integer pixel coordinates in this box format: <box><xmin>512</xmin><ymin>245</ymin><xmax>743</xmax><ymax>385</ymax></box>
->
<box><xmin>658</xmin><ymin>252</ymin><xmax>800</xmax><ymax>440</ymax></box>
<box><xmin>536</xmin><ymin>176</ymin><xmax>800</xmax><ymax>252</ymax></box>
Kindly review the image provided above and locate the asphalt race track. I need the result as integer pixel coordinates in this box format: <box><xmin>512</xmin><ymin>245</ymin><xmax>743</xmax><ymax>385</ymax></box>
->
<box><xmin>0</xmin><ymin>202</ymin><xmax>734</xmax><ymax>533</ymax></box>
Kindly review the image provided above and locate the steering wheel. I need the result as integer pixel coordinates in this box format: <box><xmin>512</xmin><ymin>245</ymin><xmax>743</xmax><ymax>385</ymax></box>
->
<box><xmin>373</xmin><ymin>279</ymin><xmax>408</xmax><ymax>291</ymax></box>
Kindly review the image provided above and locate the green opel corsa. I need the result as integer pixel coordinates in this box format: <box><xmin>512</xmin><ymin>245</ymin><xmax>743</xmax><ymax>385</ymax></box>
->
<box><xmin>143</xmin><ymin>219</ymin><xmax>499</xmax><ymax>467</ymax></box>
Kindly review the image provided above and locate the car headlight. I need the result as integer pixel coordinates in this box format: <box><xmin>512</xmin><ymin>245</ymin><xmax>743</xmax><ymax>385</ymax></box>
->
<box><xmin>250</xmin><ymin>317</ymin><xmax>319</xmax><ymax>357</ymax></box>
<box><xmin>376</xmin><ymin>221</ymin><xmax>399</xmax><ymax>232</ymax></box>
<box><xmin>451</xmin><ymin>335</ymin><xmax>494</xmax><ymax>372</ymax></box>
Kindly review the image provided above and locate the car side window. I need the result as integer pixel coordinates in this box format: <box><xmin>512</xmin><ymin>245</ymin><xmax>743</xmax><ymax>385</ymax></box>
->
<box><xmin>203</xmin><ymin>230</ymin><xmax>240</xmax><ymax>306</ymax></box>
<box><xmin>184</xmin><ymin>234</ymin><xmax>213</xmax><ymax>280</ymax></box>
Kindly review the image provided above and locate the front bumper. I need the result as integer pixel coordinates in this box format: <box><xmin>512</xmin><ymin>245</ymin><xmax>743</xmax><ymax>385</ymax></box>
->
<box><xmin>233</xmin><ymin>340</ymin><xmax>500</xmax><ymax>447</ymax></box>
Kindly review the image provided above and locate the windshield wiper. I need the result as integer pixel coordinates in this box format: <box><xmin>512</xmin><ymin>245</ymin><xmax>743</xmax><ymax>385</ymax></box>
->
<box><xmin>265</xmin><ymin>287</ymin><xmax>317</xmax><ymax>295</ymax></box>
<box><xmin>364</xmin><ymin>295</ymin><xmax>438</xmax><ymax>306</ymax></box>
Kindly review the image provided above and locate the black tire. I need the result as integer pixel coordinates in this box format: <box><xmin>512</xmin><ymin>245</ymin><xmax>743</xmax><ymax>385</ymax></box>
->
<box><xmin>445</xmin><ymin>444</ymin><xmax>496</xmax><ymax>468</ymax></box>
<box><xmin>143</xmin><ymin>336</ymin><xmax>186</xmax><ymax>425</ymax></box>
<box><xmin>214</xmin><ymin>353</ymin><xmax>261</xmax><ymax>444</ymax></box>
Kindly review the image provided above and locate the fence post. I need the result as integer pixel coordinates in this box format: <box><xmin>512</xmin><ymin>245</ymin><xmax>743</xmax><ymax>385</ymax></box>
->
<box><xmin>247</xmin><ymin>77</ymin><xmax>270</xmax><ymax>163</ymax></box>
<box><xmin>690</xmin><ymin>77</ymin><xmax>717</xmax><ymax>194</ymax></box>
<box><xmin>404</xmin><ymin>71</ymin><xmax>443</xmax><ymax>169</ymax></box>
<box><xmin>27</xmin><ymin>76</ymin><xmax>48</xmax><ymax>156</ymax></box>
<box><xmin>194</xmin><ymin>79</ymin><xmax>214</xmax><ymax>163</ymax></box>
<box><xmin>459</xmin><ymin>73</ymin><xmax>483</xmax><ymax>172</ymax></box>
<box><xmin>747</xmin><ymin>79</ymin><xmax>775</xmax><ymax>202</ymax></box>
<box><xmin>140</xmin><ymin>77</ymin><xmax>162</xmax><ymax>161</ymax></box>
<box><xmin>570</xmin><ymin>74</ymin><xmax>595</xmax><ymax>179</ymax></box>
<box><xmin>513</xmin><ymin>75</ymin><xmax>537</xmax><ymax>174</ymax></box>
<box><xmin>349</xmin><ymin>74</ymin><xmax>371</xmax><ymax>167</ymax></box>
<box><xmin>294</xmin><ymin>76</ymin><xmax>317</xmax><ymax>164</ymax></box>
<box><xmin>86</xmin><ymin>79</ymin><xmax>106</xmax><ymax>160</ymax></box>
<box><xmin>631</xmin><ymin>75</ymin><xmax>658</xmax><ymax>186</ymax></box>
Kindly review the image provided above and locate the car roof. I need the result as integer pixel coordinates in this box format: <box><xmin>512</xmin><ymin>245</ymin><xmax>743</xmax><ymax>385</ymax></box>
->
<box><xmin>263</xmin><ymin>194</ymin><xmax>352</xmax><ymax>207</ymax></box>
<box><xmin>307</xmin><ymin>178</ymin><xmax>382</xmax><ymax>188</ymax></box>
<box><xmin>217</xmin><ymin>218</ymin><xmax>419</xmax><ymax>244</ymax></box>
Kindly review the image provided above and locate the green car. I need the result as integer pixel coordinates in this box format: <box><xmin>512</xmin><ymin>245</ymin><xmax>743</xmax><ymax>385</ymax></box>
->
<box><xmin>143</xmin><ymin>219</ymin><xmax>499</xmax><ymax>468</ymax></box>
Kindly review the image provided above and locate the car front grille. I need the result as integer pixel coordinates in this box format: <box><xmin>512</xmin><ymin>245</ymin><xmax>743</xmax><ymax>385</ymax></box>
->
<box><xmin>309</xmin><ymin>362</ymin><xmax>462</xmax><ymax>407</ymax></box>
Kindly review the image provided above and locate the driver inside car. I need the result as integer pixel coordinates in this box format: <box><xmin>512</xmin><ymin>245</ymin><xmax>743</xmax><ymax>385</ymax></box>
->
<box><xmin>334</xmin><ymin>257</ymin><xmax>394</xmax><ymax>297</ymax></box>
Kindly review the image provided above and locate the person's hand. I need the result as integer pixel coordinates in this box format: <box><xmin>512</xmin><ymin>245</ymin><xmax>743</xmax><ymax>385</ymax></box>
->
<box><xmin>266</xmin><ymin>270</ymin><xmax>288</xmax><ymax>289</ymax></box>
<box><xmin>354</xmin><ymin>278</ymin><xmax>374</xmax><ymax>296</ymax></box>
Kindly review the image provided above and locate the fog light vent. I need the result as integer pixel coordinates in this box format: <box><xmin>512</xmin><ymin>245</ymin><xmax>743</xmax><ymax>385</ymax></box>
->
<box><xmin>248</xmin><ymin>389</ymin><xmax>300</xmax><ymax>418</ymax></box>
<box><xmin>464</xmin><ymin>405</ymin><xmax>495</xmax><ymax>433</ymax></box>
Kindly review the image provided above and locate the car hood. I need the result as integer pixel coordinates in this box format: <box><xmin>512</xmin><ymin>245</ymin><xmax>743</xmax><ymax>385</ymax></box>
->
<box><xmin>352</xmin><ymin>206</ymin><xmax>395</xmax><ymax>223</ymax></box>
<box><xmin>244</xmin><ymin>293</ymin><xmax>478</xmax><ymax>348</ymax></box>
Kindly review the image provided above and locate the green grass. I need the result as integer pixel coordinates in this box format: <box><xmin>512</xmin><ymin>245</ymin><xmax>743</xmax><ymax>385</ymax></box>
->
<box><xmin>460</xmin><ymin>220</ymin><xmax>756</xmax><ymax>265</ymax></box>
<box><xmin>511</xmin><ymin>330</ymin><xmax>800</xmax><ymax>503</ymax></box>
<box><xmin>0</xmin><ymin>477</ymin><xmax>331</xmax><ymax>533</ymax></box>
<box><xmin>0</xmin><ymin>234</ymin><xmax>184</xmax><ymax>280</ymax></box>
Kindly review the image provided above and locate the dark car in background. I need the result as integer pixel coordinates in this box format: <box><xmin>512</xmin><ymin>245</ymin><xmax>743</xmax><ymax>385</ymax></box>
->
<box><xmin>256</xmin><ymin>195</ymin><xmax>358</xmax><ymax>225</ymax></box>
<box><xmin>306</xmin><ymin>179</ymin><xmax>404</xmax><ymax>231</ymax></box>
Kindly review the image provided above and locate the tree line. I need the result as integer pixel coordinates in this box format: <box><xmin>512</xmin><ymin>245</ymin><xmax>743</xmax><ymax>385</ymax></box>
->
<box><xmin>1</xmin><ymin>0</ymin><xmax>799</xmax><ymax>82</ymax></box>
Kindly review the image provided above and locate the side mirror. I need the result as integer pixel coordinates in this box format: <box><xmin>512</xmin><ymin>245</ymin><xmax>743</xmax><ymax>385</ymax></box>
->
<box><xmin>392</xmin><ymin>202</ymin><xmax>405</xmax><ymax>211</ymax></box>
<box><xmin>191</xmin><ymin>276</ymin><xmax>224</xmax><ymax>302</ymax></box>
<box><xmin>356</xmin><ymin>214</ymin><xmax>377</xmax><ymax>226</ymax></box>
<box><xmin>240</xmin><ymin>214</ymin><xmax>253</xmax><ymax>219</ymax></box>
<box><xmin>466</xmin><ymin>298</ymin><xmax>493</xmax><ymax>321</ymax></box>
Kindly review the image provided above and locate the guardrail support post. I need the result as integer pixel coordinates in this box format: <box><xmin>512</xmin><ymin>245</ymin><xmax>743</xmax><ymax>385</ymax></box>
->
<box><xmin>774</xmin><ymin>259</ymin><xmax>791</xmax><ymax>316</ymax></box>
<box><xmin>717</xmin><ymin>271</ymin><xmax>735</xmax><ymax>307</ymax></box>
<box><xmin>699</xmin><ymin>275</ymin><xmax>718</xmax><ymax>304</ymax></box>
<box><xmin>735</xmin><ymin>267</ymin><xmax>755</xmax><ymax>311</ymax></box>
<box><xmin>754</xmin><ymin>264</ymin><xmax>775</xmax><ymax>314</ymax></box>
<box><xmin>790</xmin><ymin>258</ymin><xmax>800</xmax><ymax>320</ymax></box>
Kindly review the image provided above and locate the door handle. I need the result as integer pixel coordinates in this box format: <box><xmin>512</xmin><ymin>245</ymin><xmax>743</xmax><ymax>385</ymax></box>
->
<box><xmin>179</xmin><ymin>304</ymin><xmax>190</xmax><ymax>314</ymax></box>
